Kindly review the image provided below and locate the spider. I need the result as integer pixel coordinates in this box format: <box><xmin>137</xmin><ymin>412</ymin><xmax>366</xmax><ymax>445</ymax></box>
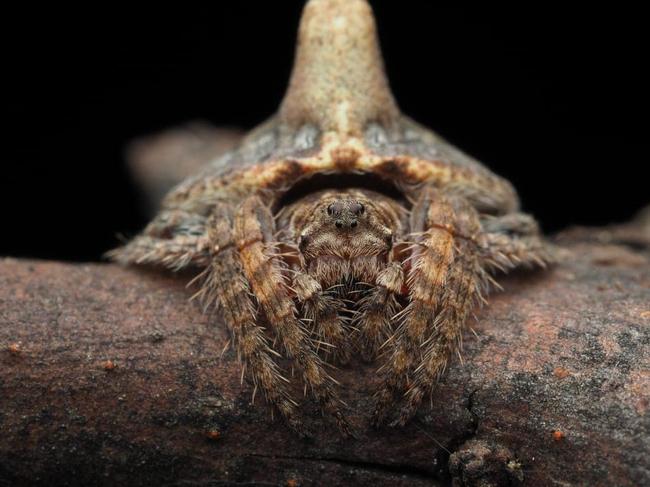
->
<box><xmin>109</xmin><ymin>0</ymin><xmax>553</xmax><ymax>436</ymax></box>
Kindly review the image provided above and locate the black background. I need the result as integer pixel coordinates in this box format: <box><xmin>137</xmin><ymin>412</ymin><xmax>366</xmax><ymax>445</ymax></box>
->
<box><xmin>4</xmin><ymin>2</ymin><xmax>648</xmax><ymax>261</ymax></box>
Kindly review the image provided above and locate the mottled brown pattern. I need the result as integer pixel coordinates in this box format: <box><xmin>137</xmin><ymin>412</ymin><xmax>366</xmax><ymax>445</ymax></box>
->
<box><xmin>109</xmin><ymin>0</ymin><xmax>554</xmax><ymax>434</ymax></box>
<box><xmin>2</xmin><ymin>227</ymin><xmax>649</xmax><ymax>486</ymax></box>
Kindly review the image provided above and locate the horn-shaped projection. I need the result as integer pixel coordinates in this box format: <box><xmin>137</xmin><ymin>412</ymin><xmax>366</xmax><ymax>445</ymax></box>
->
<box><xmin>279</xmin><ymin>0</ymin><xmax>400</xmax><ymax>135</ymax></box>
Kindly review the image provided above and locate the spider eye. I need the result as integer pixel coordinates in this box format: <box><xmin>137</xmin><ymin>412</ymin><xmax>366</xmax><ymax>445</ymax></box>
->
<box><xmin>350</xmin><ymin>202</ymin><xmax>365</xmax><ymax>216</ymax></box>
<box><xmin>326</xmin><ymin>204</ymin><xmax>334</xmax><ymax>216</ymax></box>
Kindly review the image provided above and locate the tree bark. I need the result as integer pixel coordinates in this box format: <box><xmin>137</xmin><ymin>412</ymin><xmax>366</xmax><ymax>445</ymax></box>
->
<box><xmin>1</xmin><ymin>219</ymin><xmax>649</xmax><ymax>486</ymax></box>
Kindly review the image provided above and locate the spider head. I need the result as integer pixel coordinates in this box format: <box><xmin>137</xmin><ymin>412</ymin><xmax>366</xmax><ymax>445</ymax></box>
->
<box><xmin>325</xmin><ymin>199</ymin><xmax>366</xmax><ymax>230</ymax></box>
<box><xmin>293</xmin><ymin>190</ymin><xmax>396</xmax><ymax>261</ymax></box>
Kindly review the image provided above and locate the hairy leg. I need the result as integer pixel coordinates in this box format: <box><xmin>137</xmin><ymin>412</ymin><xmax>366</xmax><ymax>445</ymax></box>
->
<box><xmin>481</xmin><ymin>213</ymin><xmax>555</xmax><ymax>271</ymax></box>
<box><xmin>141</xmin><ymin>208</ymin><xmax>208</xmax><ymax>238</ymax></box>
<box><xmin>293</xmin><ymin>272</ymin><xmax>352</xmax><ymax>364</ymax></box>
<box><xmin>107</xmin><ymin>234</ymin><xmax>210</xmax><ymax>270</ymax></box>
<box><xmin>393</xmin><ymin>211</ymin><xmax>555</xmax><ymax>424</ymax></box>
<box><xmin>197</xmin><ymin>205</ymin><xmax>302</xmax><ymax>433</ymax></box>
<box><xmin>355</xmin><ymin>262</ymin><xmax>404</xmax><ymax>361</ymax></box>
<box><xmin>107</xmin><ymin>208</ymin><xmax>209</xmax><ymax>270</ymax></box>
<box><xmin>373</xmin><ymin>187</ymin><xmax>484</xmax><ymax>426</ymax></box>
<box><xmin>234</xmin><ymin>196</ymin><xmax>351</xmax><ymax>434</ymax></box>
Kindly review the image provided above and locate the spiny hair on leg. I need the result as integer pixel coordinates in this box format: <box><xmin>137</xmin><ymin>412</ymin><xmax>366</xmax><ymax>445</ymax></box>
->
<box><xmin>292</xmin><ymin>272</ymin><xmax>352</xmax><ymax>363</ymax></box>
<box><xmin>354</xmin><ymin>262</ymin><xmax>404</xmax><ymax>361</ymax></box>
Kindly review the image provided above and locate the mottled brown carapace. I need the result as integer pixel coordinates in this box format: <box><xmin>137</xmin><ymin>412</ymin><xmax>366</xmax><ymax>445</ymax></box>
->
<box><xmin>110</xmin><ymin>0</ymin><xmax>553</xmax><ymax>436</ymax></box>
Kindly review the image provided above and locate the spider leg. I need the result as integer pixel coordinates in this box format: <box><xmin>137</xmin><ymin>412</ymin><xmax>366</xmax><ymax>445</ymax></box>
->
<box><xmin>481</xmin><ymin>213</ymin><xmax>556</xmax><ymax>271</ymax></box>
<box><xmin>198</xmin><ymin>205</ymin><xmax>304</xmax><ymax>434</ymax></box>
<box><xmin>293</xmin><ymin>273</ymin><xmax>352</xmax><ymax>364</ymax></box>
<box><xmin>392</xmin><ymin>211</ymin><xmax>556</xmax><ymax>425</ymax></box>
<box><xmin>373</xmin><ymin>187</ymin><xmax>484</xmax><ymax>426</ymax></box>
<box><xmin>355</xmin><ymin>262</ymin><xmax>404</xmax><ymax>361</ymax></box>
<box><xmin>234</xmin><ymin>196</ymin><xmax>351</xmax><ymax>435</ymax></box>
<box><xmin>141</xmin><ymin>208</ymin><xmax>208</xmax><ymax>238</ymax></box>
<box><xmin>107</xmin><ymin>209</ymin><xmax>210</xmax><ymax>270</ymax></box>
<box><xmin>106</xmin><ymin>234</ymin><xmax>210</xmax><ymax>270</ymax></box>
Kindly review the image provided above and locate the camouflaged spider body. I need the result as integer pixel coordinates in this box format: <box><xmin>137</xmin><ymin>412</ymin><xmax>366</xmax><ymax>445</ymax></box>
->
<box><xmin>111</xmin><ymin>0</ymin><xmax>553</xmax><ymax>435</ymax></box>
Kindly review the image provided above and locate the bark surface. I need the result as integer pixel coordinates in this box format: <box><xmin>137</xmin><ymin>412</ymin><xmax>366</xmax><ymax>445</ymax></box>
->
<box><xmin>1</xmin><ymin>219</ymin><xmax>649</xmax><ymax>486</ymax></box>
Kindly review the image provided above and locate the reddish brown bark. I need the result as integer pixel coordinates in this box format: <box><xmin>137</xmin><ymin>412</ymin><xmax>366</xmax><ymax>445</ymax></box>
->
<box><xmin>1</xmin><ymin>223</ymin><xmax>649</xmax><ymax>486</ymax></box>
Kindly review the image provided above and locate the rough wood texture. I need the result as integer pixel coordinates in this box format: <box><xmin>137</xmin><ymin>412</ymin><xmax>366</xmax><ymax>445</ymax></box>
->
<box><xmin>1</xmin><ymin>222</ymin><xmax>649</xmax><ymax>487</ymax></box>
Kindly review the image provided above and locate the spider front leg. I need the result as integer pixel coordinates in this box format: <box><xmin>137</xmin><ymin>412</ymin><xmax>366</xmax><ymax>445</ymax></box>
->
<box><xmin>109</xmin><ymin>206</ymin><xmax>298</xmax><ymax>425</ymax></box>
<box><xmin>292</xmin><ymin>272</ymin><xmax>353</xmax><ymax>364</ymax></box>
<box><xmin>355</xmin><ymin>262</ymin><xmax>404</xmax><ymax>361</ymax></box>
<box><xmin>234</xmin><ymin>196</ymin><xmax>351</xmax><ymax>435</ymax></box>
<box><xmin>198</xmin><ymin>205</ymin><xmax>303</xmax><ymax>433</ymax></box>
<box><xmin>373</xmin><ymin>187</ymin><xmax>484</xmax><ymax>426</ymax></box>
